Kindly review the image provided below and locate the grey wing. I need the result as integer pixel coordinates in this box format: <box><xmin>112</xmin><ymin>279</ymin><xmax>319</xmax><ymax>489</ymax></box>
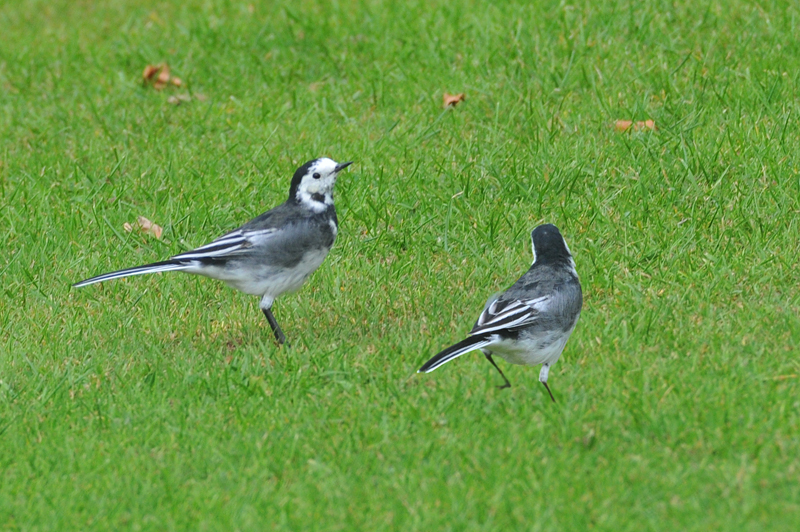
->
<box><xmin>170</xmin><ymin>227</ymin><xmax>277</xmax><ymax>261</ymax></box>
<box><xmin>250</xmin><ymin>217</ymin><xmax>336</xmax><ymax>269</ymax></box>
<box><xmin>469</xmin><ymin>295</ymin><xmax>551</xmax><ymax>336</ymax></box>
<box><xmin>472</xmin><ymin>292</ymin><xmax>503</xmax><ymax>330</ymax></box>
<box><xmin>169</xmin><ymin>204</ymin><xmax>292</xmax><ymax>261</ymax></box>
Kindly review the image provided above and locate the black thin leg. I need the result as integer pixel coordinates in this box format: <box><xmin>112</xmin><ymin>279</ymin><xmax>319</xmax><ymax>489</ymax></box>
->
<box><xmin>484</xmin><ymin>353</ymin><xmax>511</xmax><ymax>389</ymax></box>
<box><xmin>542</xmin><ymin>381</ymin><xmax>556</xmax><ymax>403</ymax></box>
<box><xmin>261</xmin><ymin>307</ymin><xmax>287</xmax><ymax>345</ymax></box>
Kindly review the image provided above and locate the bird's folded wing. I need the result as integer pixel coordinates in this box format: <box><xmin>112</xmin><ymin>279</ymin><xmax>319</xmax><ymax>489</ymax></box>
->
<box><xmin>171</xmin><ymin>228</ymin><xmax>277</xmax><ymax>261</ymax></box>
<box><xmin>469</xmin><ymin>295</ymin><xmax>550</xmax><ymax>336</ymax></box>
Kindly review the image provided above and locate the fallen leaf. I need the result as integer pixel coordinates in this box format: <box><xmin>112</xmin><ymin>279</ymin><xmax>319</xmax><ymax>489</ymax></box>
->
<box><xmin>443</xmin><ymin>92</ymin><xmax>466</xmax><ymax>108</ymax></box>
<box><xmin>615</xmin><ymin>119</ymin><xmax>656</xmax><ymax>132</ymax></box>
<box><xmin>142</xmin><ymin>63</ymin><xmax>182</xmax><ymax>91</ymax></box>
<box><xmin>614</xmin><ymin>120</ymin><xmax>633</xmax><ymax>132</ymax></box>
<box><xmin>154</xmin><ymin>65</ymin><xmax>170</xmax><ymax>90</ymax></box>
<box><xmin>142</xmin><ymin>64</ymin><xmax>160</xmax><ymax>81</ymax></box>
<box><xmin>126</xmin><ymin>216</ymin><xmax>163</xmax><ymax>239</ymax></box>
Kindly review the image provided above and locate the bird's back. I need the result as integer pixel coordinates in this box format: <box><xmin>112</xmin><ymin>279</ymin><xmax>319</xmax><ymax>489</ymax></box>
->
<box><xmin>498</xmin><ymin>260</ymin><xmax>582</xmax><ymax>332</ymax></box>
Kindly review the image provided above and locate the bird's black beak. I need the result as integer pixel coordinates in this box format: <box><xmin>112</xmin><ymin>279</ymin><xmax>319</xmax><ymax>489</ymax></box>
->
<box><xmin>334</xmin><ymin>161</ymin><xmax>353</xmax><ymax>173</ymax></box>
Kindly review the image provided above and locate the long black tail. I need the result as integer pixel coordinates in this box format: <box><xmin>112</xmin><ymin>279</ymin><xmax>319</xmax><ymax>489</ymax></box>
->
<box><xmin>418</xmin><ymin>336</ymin><xmax>491</xmax><ymax>373</ymax></box>
<box><xmin>73</xmin><ymin>259</ymin><xmax>189</xmax><ymax>288</ymax></box>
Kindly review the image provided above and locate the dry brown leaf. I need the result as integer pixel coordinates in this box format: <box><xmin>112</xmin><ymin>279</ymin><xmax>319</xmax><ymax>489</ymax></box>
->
<box><xmin>148</xmin><ymin>223</ymin><xmax>163</xmax><ymax>240</ymax></box>
<box><xmin>443</xmin><ymin>92</ymin><xmax>466</xmax><ymax>108</ymax></box>
<box><xmin>126</xmin><ymin>216</ymin><xmax>163</xmax><ymax>239</ymax></box>
<box><xmin>154</xmin><ymin>66</ymin><xmax>170</xmax><ymax>90</ymax></box>
<box><xmin>639</xmin><ymin>119</ymin><xmax>656</xmax><ymax>131</ymax></box>
<box><xmin>143</xmin><ymin>63</ymin><xmax>182</xmax><ymax>91</ymax></box>
<box><xmin>615</xmin><ymin>119</ymin><xmax>656</xmax><ymax>132</ymax></box>
<box><xmin>614</xmin><ymin>120</ymin><xmax>633</xmax><ymax>132</ymax></box>
<box><xmin>142</xmin><ymin>64</ymin><xmax>160</xmax><ymax>81</ymax></box>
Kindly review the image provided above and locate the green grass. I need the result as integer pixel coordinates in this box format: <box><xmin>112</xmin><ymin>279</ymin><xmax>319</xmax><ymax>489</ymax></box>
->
<box><xmin>2</xmin><ymin>0</ymin><xmax>800</xmax><ymax>529</ymax></box>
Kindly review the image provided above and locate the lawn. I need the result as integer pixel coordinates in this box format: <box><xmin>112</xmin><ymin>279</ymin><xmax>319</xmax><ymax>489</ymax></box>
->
<box><xmin>1</xmin><ymin>0</ymin><xmax>799</xmax><ymax>530</ymax></box>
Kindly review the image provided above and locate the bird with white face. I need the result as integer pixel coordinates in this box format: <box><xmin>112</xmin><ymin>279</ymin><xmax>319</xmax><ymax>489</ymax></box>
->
<box><xmin>73</xmin><ymin>157</ymin><xmax>353</xmax><ymax>345</ymax></box>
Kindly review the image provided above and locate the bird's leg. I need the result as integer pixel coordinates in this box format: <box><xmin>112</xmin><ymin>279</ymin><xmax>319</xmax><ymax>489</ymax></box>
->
<box><xmin>261</xmin><ymin>307</ymin><xmax>287</xmax><ymax>346</ymax></box>
<box><xmin>542</xmin><ymin>381</ymin><xmax>556</xmax><ymax>403</ymax></box>
<box><xmin>539</xmin><ymin>364</ymin><xmax>555</xmax><ymax>403</ymax></box>
<box><xmin>259</xmin><ymin>295</ymin><xmax>288</xmax><ymax>346</ymax></box>
<box><xmin>484</xmin><ymin>353</ymin><xmax>511</xmax><ymax>389</ymax></box>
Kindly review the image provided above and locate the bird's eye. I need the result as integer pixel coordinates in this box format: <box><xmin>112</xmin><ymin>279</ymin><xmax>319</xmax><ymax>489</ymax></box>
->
<box><xmin>313</xmin><ymin>173</ymin><xmax>321</xmax><ymax>179</ymax></box>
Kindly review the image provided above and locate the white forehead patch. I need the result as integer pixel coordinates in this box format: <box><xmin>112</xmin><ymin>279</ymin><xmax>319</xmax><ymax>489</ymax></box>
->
<box><xmin>311</xmin><ymin>158</ymin><xmax>338</xmax><ymax>175</ymax></box>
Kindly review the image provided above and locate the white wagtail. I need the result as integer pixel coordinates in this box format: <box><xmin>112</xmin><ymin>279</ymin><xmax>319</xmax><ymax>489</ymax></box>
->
<box><xmin>73</xmin><ymin>157</ymin><xmax>353</xmax><ymax>345</ymax></box>
<box><xmin>418</xmin><ymin>224</ymin><xmax>582</xmax><ymax>402</ymax></box>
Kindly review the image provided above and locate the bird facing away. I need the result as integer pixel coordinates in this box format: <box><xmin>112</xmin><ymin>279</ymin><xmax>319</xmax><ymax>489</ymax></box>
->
<box><xmin>73</xmin><ymin>157</ymin><xmax>353</xmax><ymax>345</ymax></box>
<box><xmin>418</xmin><ymin>224</ymin><xmax>582</xmax><ymax>402</ymax></box>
